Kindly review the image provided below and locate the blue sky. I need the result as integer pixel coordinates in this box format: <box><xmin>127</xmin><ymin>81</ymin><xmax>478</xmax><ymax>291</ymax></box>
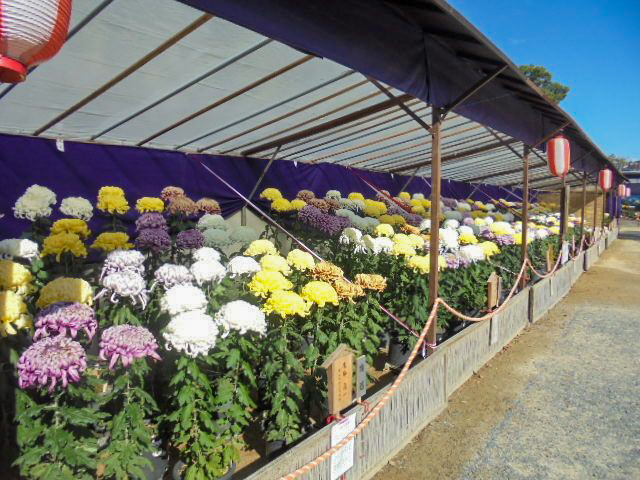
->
<box><xmin>448</xmin><ymin>0</ymin><xmax>640</xmax><ymax>160</ymax></box>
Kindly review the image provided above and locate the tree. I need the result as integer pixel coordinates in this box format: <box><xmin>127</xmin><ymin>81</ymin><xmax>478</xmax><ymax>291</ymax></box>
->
<box><xmin>519</xmin><ymin>64</ymin><xmax>570</xmax><ymax>103</ymax></box>
<box><xmin>608</xmin><ymin>154</ymin><xmax>640</xmax><ymax>171</ymax></box>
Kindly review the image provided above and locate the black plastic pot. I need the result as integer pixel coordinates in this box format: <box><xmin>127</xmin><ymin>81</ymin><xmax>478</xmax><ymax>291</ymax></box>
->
<box><xmin>387</xmin><ymin>339</ymin><xmax>411</xmax><ymax>369</ymax></box>
<box><xmin>378</xmin><ymin>332</ymin><xmax>391</xmax><ymax>351</ymax></box>
<box><xmin>265</xmin><ymin>439</ymin><xmax>286</xmax><ymax>458</ymax></box>
<box><xmin>172</xmin><ymin>461</ymin><xmax>236</xmax><ymax>480</ymax></box>
<box><xmin>141</xmin><ymin>450</ymin><xmax>168</xmax><ymax>480</ymax></box>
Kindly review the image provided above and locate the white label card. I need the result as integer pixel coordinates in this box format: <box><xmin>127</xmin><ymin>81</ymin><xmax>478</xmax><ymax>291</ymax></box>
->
<box><xmin>561</xmin><ymin>241</ymin><xmax>569</xmax><ymax>265</ymax></box>
<box><xmin>56</xmin><ymin>138</ymin><xmax>65</xmax><ymax>152</ymax></box>
<box><xmin>330</xmin><ymin>414</ymin><xmax>356</xmax><ymax>480</ymax></box>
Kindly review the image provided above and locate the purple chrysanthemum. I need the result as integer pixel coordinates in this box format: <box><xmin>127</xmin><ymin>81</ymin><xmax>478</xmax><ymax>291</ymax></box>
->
<box><xmin>135</xmin><ymin>228</ymin><xmax>171</xmax><ymax>252</ymax></box>
<box><xmin>495</xmin><ymin>234</ymin><xmax>515</xmax><ymax>246</ymax></box>
<box><xmin>99</xmin><ymin>325</ymin><xmax>161</xmax><ymax>369</ymax></box>
<box><xmin>298</xmin><ymin>205</ymin><xmax>351</xmax><ymax>236</ymax></box>
<box><xmin>18</xmin><ymin>336</ymin><xmax>87</xmax><ymax>391</ymax></box>
<box><xmin>34</xmin><ymin>302</ymin><xmax>97</xmax><ymax>342</ymax></box>
<box><xmin>463</xmin><ymin>217</ymin><xmax>475</xmax><ymax>227</ymax></box>
<box><xmin>444</xmin><ymin>253</ymin><xmax>461</xmax><ymax>270</ymax></box>
<box><xmin>135</xmin><ymin>212</ymin><xmax>168</xmax><ymax>232</ymax></box>
<box><xmin>176</xmin><ymin>229</ymin><xmax>205</xmax><ymax>250</ymax></box>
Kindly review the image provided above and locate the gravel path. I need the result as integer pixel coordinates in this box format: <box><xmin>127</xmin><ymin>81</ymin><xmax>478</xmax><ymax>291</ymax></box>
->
<box><xmin>376</xmin><ymin>223</ymin><xmax>640</xmax><ymax>480</ymax></box>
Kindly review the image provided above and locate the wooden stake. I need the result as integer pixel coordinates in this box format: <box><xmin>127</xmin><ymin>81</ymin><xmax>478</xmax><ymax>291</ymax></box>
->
<box><xmin>593</xmin><ymin>183</ymin><xmax>599</xmax><ymax>235</ymax></box>
<box><xmin>580</xmin><ymin>172</ymin><xmax>587</xmax><ymax>235</ymax></box>
<box><xmin>560</xmin><ymin>177</ymin><xmax>570</xmax><ymax>240</ymax></box>
<box><xmin>520</xmin><ymin>145</ymin><xmax>530</xmax><ymax>288</ymax></box>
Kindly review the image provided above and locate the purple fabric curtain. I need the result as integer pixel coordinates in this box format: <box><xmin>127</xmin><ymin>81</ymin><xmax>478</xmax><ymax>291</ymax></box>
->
<box><xmin>0</xmin><ymin>133</ymin><xmax>526</xmax><ymax>238</ymax></box>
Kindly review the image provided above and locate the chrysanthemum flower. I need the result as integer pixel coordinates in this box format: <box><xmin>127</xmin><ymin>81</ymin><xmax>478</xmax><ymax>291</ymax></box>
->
<box><xmin>160</xmin><ymin>284</ymin><xmax>207</xmax><ymax>316</ymax></box>
<box><xmin>0</xmin><ymin>260</ymin><xmax>33</xmax><ymax>291</ymax></box>
<box><xmin>13</xmin><ymin>185</ymin><xmax>57</xmax><ymax>221</ymax></box>
<box><xmin>97</xmin><ymin>186</ymin><xmax>130</xmax><ymax>214</ymax></box>
<box><xmin>163</xmin><ymin>311</ymin><xmax>219</xmax><ymax>357</ymax></box>
<box><xmin>18</xmin><ymin>336</ymin><xmax>86</xmax><ymax>391</ymax></box>
<box><xmin>263</xmin><ymin>290</ymin><xmax>311</xmax><ymax>318</ymax></box>
<box><xmin>260</xmin><ymin>254</ymin><xmax>291</xmax><ymax>275</ymax></box>
<box><xmin>42</xmin><ymin>232</ymin><xmax>88</xmax><ymax>261</ymax></box>
<box><xmin>313</xmin><ymin>262</ymin><xmax>344</xmax><ymax>282</ymax></box>
<box><xmin>260</xmin><ymin>188</ymin><xmax>283</xmax><ymax>201</ymax></box>
<box><xmin>197</xmin><ymin>214</ymin><xmax>227</xmax><ymax>231</ymax></box>
<box><xmin>60</xmin><ymin>196</ymin><xmax>93</xmax><ymax>221</ymax></box>
<box><xmin>135</xmin><ymin>197</ymin><xmax>164</xmax><ymax>213</ymax></box>
<box><xmin>215</xmin><ymin>300</ymin><xmax>266</xmax><ymax>336</ymax></box>
<box><xmin>244</xmin><ymin>239</ymin><xmax>277</xmax><ymax>257</ymax></box>
<box><xmin>153</xmin><ymin>264</ymin><xmax>193</xmax><ymax>290</ymax></box>
<box><xmin>91</xmin><ymin>232</ymin><xmax>133</xmax><ymax>252</ymax></box>
<box><xmin>355</xmin><ymin>274</ymin><xmax>387</xmax><ymax>292</ymax></box>
<box><xmin>99</xmin><ymin>325</ymin><xmax>161</xmax><ymax>369</ymax></box>
<box><xmin>301</xmin><ymin>280</ymin><xmax>339</xmax><ymax>307</ymax></box>
<box><xmin>0</xmin><ymin>238</ymin><xmax>39</xmax><ymax>261</ymax></box>
<box><xmin>34</xmin><ymin>303</ymin><xmax>97</xmax><ymax>342</ymax></box>
<box><xmin>0</xmin><ymin>290</ymin><xmax>32</xmax><ymax>336</ymax></box>
<box><xmin>37</xmin><ymin>277</ymin><xmax>93</xmax><ymax>308</ymax></box>
<box><xmin>160</xmin><ymin>186</ymin><xmax>185</xmax><ymax>203</ymax></box>
<box><xmin>226</xmin><ymin>256</ymin><xmax>261</xmax><ymax>277</ymax></box>
<box><xmin>374</xmin><ymin>223</ymin><xmax>394</xmax><ymax>237</ymax></box>
<box><xmin>247</xmin><ymin>270</ymin><xmax>293</xmax><ymax>297</ymax></box>
<box><xmin>190</xmin><ymin>260</ymin><xmax>226</xmax><ymax>286</ymax></box>
<box><xmin>196</xmin><ymin>198</ymin><xmax>222</xmax><ymax>215</ymax></box>
<box><xmin>271</xmin><ymin>198</ymin><xmax>293</xmax><ymax>212</ymax></box>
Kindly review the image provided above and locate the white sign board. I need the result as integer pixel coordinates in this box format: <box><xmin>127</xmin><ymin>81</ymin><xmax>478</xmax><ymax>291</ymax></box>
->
<box><xmin>331</xmin><ymin>414</ymin><xmax>356</xmax><ymax>480</ymax></box>
<box><xmin>561</xmin><ymin>241</ymin><xmax>569</xmax><ymax>265</ymax></box>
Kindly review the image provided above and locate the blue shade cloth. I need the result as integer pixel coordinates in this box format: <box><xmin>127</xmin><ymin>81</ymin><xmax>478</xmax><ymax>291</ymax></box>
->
<box><xmin>0</xmin><ymin>133</ymin><xmax>526</xmax><ymax>238</ymax></box>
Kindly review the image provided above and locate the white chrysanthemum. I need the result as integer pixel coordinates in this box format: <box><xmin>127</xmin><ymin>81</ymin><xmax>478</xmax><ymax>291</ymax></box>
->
<box><xmin>419</xmin><ymin>219</ymin><xmax>431</xmax><ymax>232</ymax></box>
<box><xmin>203</xmin><ymin>228</ymin><xmax>233</xmax><ymax>248</ymax></box>
<box><xmin>97</xmin><ymin>271</ymin><xmax>148</xmax><ymax>308</ymax></box>
<box><xmin>192</xmin><ymin>247</ymin><xmax>222</xmax><ymax>263</ymax></box>
<box><xmin>59</xmin><ymin>196</ymin><xmax>93</xmax><ymax>221</ymax></box>
<box><xmin>161</xmin><ymin>284</ymin><xmax>207</xmax><ymax>316</ymax></box>
<box><xmin>459</xmin><ymin>245</ymin><xmax>485</xmax><ymax>263</ymax></box>
<box><xmin>13</xmin><ymin>185</ymin><xmax>57</xmax><ymax>221</ymax></box>
<box><xmin>0</xmin><ymin>238</ymin><xmax>39</xmax><ymax>260</ymax></box>
<box><xmin>153</xmin><ymin>264</ymin><xmax>193</xmax><ymax>290</ymax></box>
<box><xmin>325</xmin><ymin>190</ymin><xmax>341</xmax><ymax>201</ymax></box>
<box><xmin>230</xmin><ymin>226</ymin><xmax>259</xmax><ymax>244</ymax></box>
<box><xmin>503</xmin><ymin>213</ymin><xmax>514</xmax><ymax>222</ymax></box>
<box><xmin>412</xmin><ymin>193</ymin><xmax>425</xmax><ymax>200</ymax></box>
<box><xmin>352</xmin><ymin>199</ymin><xmax>365</xmax><ymax>211</ymax></box>
<box><xmin>191</xmin><ymin>260</ymin><xmax>226</xmax><ymax>285</ymax></box>
<box><xmin>513</xmin><ymin>222</ymin><xmax>523</xmax><ymax>232</ymax></box>
<box><xmin>101</xmin><ymin>249</ymin><xmax>145</xmax><ymax>279</ymax></box>
<box><xmin>362</xmin><ymin>236</ymin><xmax>393</xmax><ymax>254</ymax></box>
<box><xmin>215</xmin><ymin>300</ymin><xmax>266</xmax><ymax>336</ymax></box>
<box><xmin>485</xmin><ymin>203</ymin><xmax>496</xmax><ymax>211</ymax></box>
<box><xmin>535</xmin><ymin>229</ymin><xmax>550</xmax><ymax>239</ymax></box>
<box><xmin>456</xmin><ymin>201</ymin><xmax>471</xmax><ymax>212</ymax></box>
<box><xmin>484</xmin><ymin>216</ymin><xmax>494</xmax><ymax>225</ymax></box>
<box><xmin>339</xmin><ymin>227</ymin><xmax>363</xmax><ymax>245</ymax></box>
<box><xmin>226</xmin><ymin>256</ymin><xmax>261</xmax><ymax>277</ymax></box>
<box><xmin>163</xmin><ymin>311</ymin><xmax>219</xmax><ymax>357</ymax></box>
<box><xmin>458</xmin><ymin>226</ymin><xmax>474</xmax><ymax>236</ymax></box>
<box><xmin>439</xmin><ymin>228</ymin><xmax>459</xmax><ymax>251</ymax></box>
<box><xmin>443</xmin><ymin>219</ymin><xmax>459</xmax><ymax>230</ymax></box>
<box><xmin>197</xmin><ymin>214</ymin><xmax>227</xmax><ymax>231</ymax></box>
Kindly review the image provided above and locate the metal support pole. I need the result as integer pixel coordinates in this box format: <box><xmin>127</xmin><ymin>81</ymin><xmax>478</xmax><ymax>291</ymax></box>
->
<box><xmin>398</xmin><ymin>166</ymin><xmax>421</xmax><ymax>195</ymax></box>
<box><xmin>520</xmin><ymin>145</ymin><xmax>530</xmax><ymax>287</ymax></box>
<box><xmin>602</xmin><ymin>189</ymin><xmax>607</xmax><ymax>229</ymax></box>
<box><xmin>241</xmin><ymin>146</ymin><xmax>281</xmax><ymax>226</ymax></box>
<box><xmin>428</xmin><ymin>108</ymin><xmax>442</xmax><ymax>352</ymax></box>
<box><xmin>560</xmin><ymin>176</ymin><xmax>570</xmax><ymax>240</ymax></box>
<box><xmin>593</xmin><ymin>183</ymin><xmax>599</xmax><ymax>235</ymax></box>
<box><xmin>580</xmin><ymin>172</ymin><xmax>587</xmax><ymax>236</ymax></box>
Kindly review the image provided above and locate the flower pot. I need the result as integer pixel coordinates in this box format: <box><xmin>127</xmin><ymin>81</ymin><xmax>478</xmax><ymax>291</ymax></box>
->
<box><xmin>379</xmin><ymin>332</ymin><xmax>391</xmax><ymax>351</ymax></box>
<box><xmin>141</xmin><ymin>450</ymin><xmax>168</xmax><ymax>480</ymax></box>
<box><xmin>265</xmin><ymin>439</ymin><xmax>286</xmax><ymax>458</ymax></box>
<box><xmin>172</xmin><ymin>460</ymin><xmax>236</xmax><ymax>480</ymax></box>
<box><xmin>387</xmin><ymin>339</ymin><xmax>411</xmax><ymax>369</ymax></box>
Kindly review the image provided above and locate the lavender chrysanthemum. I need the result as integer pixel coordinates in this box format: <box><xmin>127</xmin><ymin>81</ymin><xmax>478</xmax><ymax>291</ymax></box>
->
<box><xmin>18</xmin><ymin>336</ymin><xmax>87</xmax><ymax>391</ymax></box>
<box><xmin>176</xmin><ymin>229</ymin><xmax>205</xmax><ymax>250</ymax></box>
<box><xmin>96</xmin><ymin>271</ymin><xmax>148</xmax><ymax>308</ymax></box>
<box><xmin>99</xmin><ymin>325</ymin><xmax>161</xmax><ymax>369</ymax></box>
<box><xmin>444</xmin><ymin>253</ymin><xmax>461</xmax><ymax>270</ymax></box>
<box><xmin>495</xmin><ymin>234</ymin><xmax>515</xmax><ymax>246</ymax></box>
<box><xmin>135</xmin><ymin>212</ymin><xmax>168</xmax><ymax>232</ymax></box>
<box><xmin>153</xmin><ymin>264</ymin><xmax>193</xmax><ymax>290</ymax></box>
<box><xmin>101</xmin><ymin>249</ymin><xmax>145</xmax><ymax>279</ymax></box>
<box><xmin>135</xmin><ymin>228</ymin><xmax>171</xmax><ymax>252</ymax></box>
<box><xmin>34</xmin><ymin>302</ymin><xmax>97</xmax><ymax>341</ymax></box>
<box><xmin>298</xmin><ymin>205</ymin><xmax>351</xmax><ymax>236</ymax></box>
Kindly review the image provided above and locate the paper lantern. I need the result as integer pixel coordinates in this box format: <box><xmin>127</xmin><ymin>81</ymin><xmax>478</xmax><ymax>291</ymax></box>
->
<box><xmin>618</xmin><ymin>184</ymin><xmax>626</xmax><ymax>196</ymax></box>
<box><xmin>598</xmin><ymin>169</ymin><xmax>613</xmax><ymax>192</ymax></box>
<box><xmin>546</xmin><ymin>135</ymin><xmax>570</xmax><ymax>177</ymax></box>
<box><xmin>0</xmin><ymin>0</ymin><xmax>72</xmax><ymax>83</ymax></box>
<box><xmin>626</xmin><ymin>187</ymin><xmax>631</xmax><ymax>198</ymax></box>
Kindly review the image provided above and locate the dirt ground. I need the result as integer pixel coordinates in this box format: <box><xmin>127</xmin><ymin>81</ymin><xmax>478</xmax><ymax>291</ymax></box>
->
<box><xmin>375</xmin><ymin>221</ymin><xmax>640</xmax><ymax>480</ymax></box>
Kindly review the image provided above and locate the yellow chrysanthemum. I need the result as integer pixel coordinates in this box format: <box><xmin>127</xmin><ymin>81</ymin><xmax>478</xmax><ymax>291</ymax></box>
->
<box><xmin>438</xmin><ymin>255</ymin><xmax>447</xmax><ymax>270</ymax></box>
<box><xmin>260</xmin><ymin>254</ymin><xmax>291</xmax><ymax>275</ymax></box>
<box><xmin>263</xmin><ymin>290</ymin><xmax>311</xmax><ymax>318</ymax></box>
<box><xmin>494</xmin><ymin>213</ymin><xmax>504</xmax><ymax>221</ymax></box>
<box><xmin>549</xmin><ymin>226</ymin><xmax>560</xmax><ymax>235</ymax></box>
<box><xmin>471</xmin><ymin>211</ymin><xmax>488</xmax><ymax>219</ymax></box>
<box><xmin>290</xmin><ymin>199</ymin><xmax>307</xmax><ymax>210</ymax></box>
<box><xmin>421</xmin><ymin>199</ymin><xmax>431</xmax><ymax>209</ymax></box>
<box><xmin>459</xmin><ymin>233</ymin><xmax>478</xmax><ymax>245</ymax></box>
<box><xmin>332</xmin><ymin>278</ymin><xmax>365</xmax><ymax>301</ymax></box>
<box><xmin>37</xmin><ymin>277</ymin><xmax>93</xmax><ymax>308</ymax></box>
<box><xmin>301</xmin><ymin>280</ymin><xmax>339</xmax><ymax>307</ymax></box>
<box><xmin>244</xmin><ymin>239</ymin><xmax>278</xmax><ymax>257</ymax></box>
<box><xmin>313</xmin><ymin>262</ymin><xmax>343</xmax><ymax>282</ymax></box>
<box><xmin>378</xmin><ymin>214</ymin><xmax>394</xmax><ymax>226</ymax></box>
<box><xmin>410</xmin><ymin>199</ymin><xmax>422</xmax><ymax>207</ymax></box>
<box><xmin>348</xmin><ymin>192</ymin><xmax>365</xmax><ymax>201</ymax></box>
<box><xmin>42</xmin><ymin>233</ymin><xmax>88</xmax><ymax>261</ymax></box>
<box><xmin>407</xmin><ymin>234</ymin><xmax>425</xmax><ymax>249</ymax></box>
<box><xmin>286</xmin><ymin>249</ymin><xmax>315</xmax><ymax>271</ymax></box>
<box><xmin>480</xmin><ymin>241</ymin><xmax>500</xmax><ymax>258</ymax></box>
<box><xmin>391</xmin><ymin>243</ymin><xmax>416</xmax><ymax>256</ymax></box>
<box><xmin>0</xmin><ymin>260</ymin><xmax>33</xmax><ymax>292</ymax></box>
<box><xmin>392</xmin><ymin>233</ymin><xmax>411</xmax><ymax>245</ymax></box>
<box><xmin>398</xmin><ymin>192</ymin><xmax>411</xmax><ymax>201</ymax></box>
<box><xmin>514</xmin><ymin>232</ymin><xmax>529</xmax><ymax>245</ymax></box>
<box><xmin>374</xmin><ymin>223</ymin><xmax>394</xmax><ymax>237</ymax></box>
<box><xmin>136</xmin><ymin>196</ymin><xmax>164</xmax><ymax>213</ymax></box>
<box><xmin>0</xmin><ymin>291</ymin><xmax>32</xmax><ymax>336</ymax></box>
<box><xmin>391</xmin><ymin>214</ymin><xmax>406</xmax><ymax>226</ymax></box>
<box><xmin>406</xmin><ymin>255</ymin><xmax>430</xmax><ymax>274</ymax></box>
<box><xmin>363</xmin><ymin>199</ymin><xmax>387</xmax><ymax>216</ymax></box>
<box><xmin>51</xmin><ymin>219</ymin><xmax>91</xmax><ymax>238</ymax></box>
<box><xmin>271</xmin><ymin>198</ymin><xmax>293</xmax><ymax>212</ymax></box>
<box><xmin>91</xmin><ymin>232</ymin><xmax>133</xmax><ymax>252</ymax></box>
<box><xmin>248</xmin><ymin>270</ymin><xmax>293</xmax><ymax>298</ymax></box>
<box><xmin>411</xmin><ymin>206</ymin><xmax>426</xmax><ymax>215</ymax></box>
<box><xmin>97</xmin><ymin>186</ymin><xmax>130</xmax><ymax>214</ymax></box>
<box><xmin>260</xmin><ymin>188</ymin><xmax>283</xmax><ymax>201</ymax></box>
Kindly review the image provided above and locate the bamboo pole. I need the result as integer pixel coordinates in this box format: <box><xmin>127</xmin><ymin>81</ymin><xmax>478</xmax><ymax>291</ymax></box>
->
<box><xmin>580</xmin><ymin>172</ymin><xmax>587</xmax><ymax>235</ymax></box>
<box><xmin>593</xmin><ymin>183</ymin><xmax>599</xmax><ymax>235</ymax></box>
<box><xmin>520</xmin><ymin>145</ymin><xmax>530</xmax><ymax>288</ymax></box>
<box><xmin>427</xmin><ymin>108</ymin><xmax>442</xmax><ymax>352</ymax></box>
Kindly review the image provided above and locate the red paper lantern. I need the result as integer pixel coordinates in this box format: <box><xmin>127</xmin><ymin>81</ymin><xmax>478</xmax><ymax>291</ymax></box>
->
<box><xmin>0</xmin><ymin>0</ymin><xmax>72</xmax><ymax>83</ymax></box>
<box><xmin>617</xmin><ymin>184</ymin><xmax>626</xmax><ymax>196</ymax></box>
<box><xmin>598</xmin><ymin>169</ymin><xmax>613</xmax><ymax>192</ymax></box>
<box><xmin>626</xmin><ymin>187</ymin><xmax>631</xmax><ymax>198</ymax></box>
<box><xmin>546</xmin><ymin>135</ymin><xmax>570</xmax><ymax>177</ymax></box>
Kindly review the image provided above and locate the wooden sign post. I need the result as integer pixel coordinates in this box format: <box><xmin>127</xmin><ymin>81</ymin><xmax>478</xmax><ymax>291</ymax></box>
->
<box><xmin>487</xmin><ymin>272</ymin><xmax>502</xmax><ymax>310</ymax></box>
<box><xmin>546</xmin><ymin>244</ymin><xmax>555</xmax><ymax>272</ymax></box>
<box><xmin>321</xmin><ymin>344</ymin><xmax>354</xmax><ymax>416</ymax></box>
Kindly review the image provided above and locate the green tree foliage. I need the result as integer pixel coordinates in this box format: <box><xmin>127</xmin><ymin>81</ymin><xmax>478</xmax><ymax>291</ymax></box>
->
<box><xmin>519</xmin><ymin>64</ymin><xmax>570</xmax><ymax>103</ymax></box>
